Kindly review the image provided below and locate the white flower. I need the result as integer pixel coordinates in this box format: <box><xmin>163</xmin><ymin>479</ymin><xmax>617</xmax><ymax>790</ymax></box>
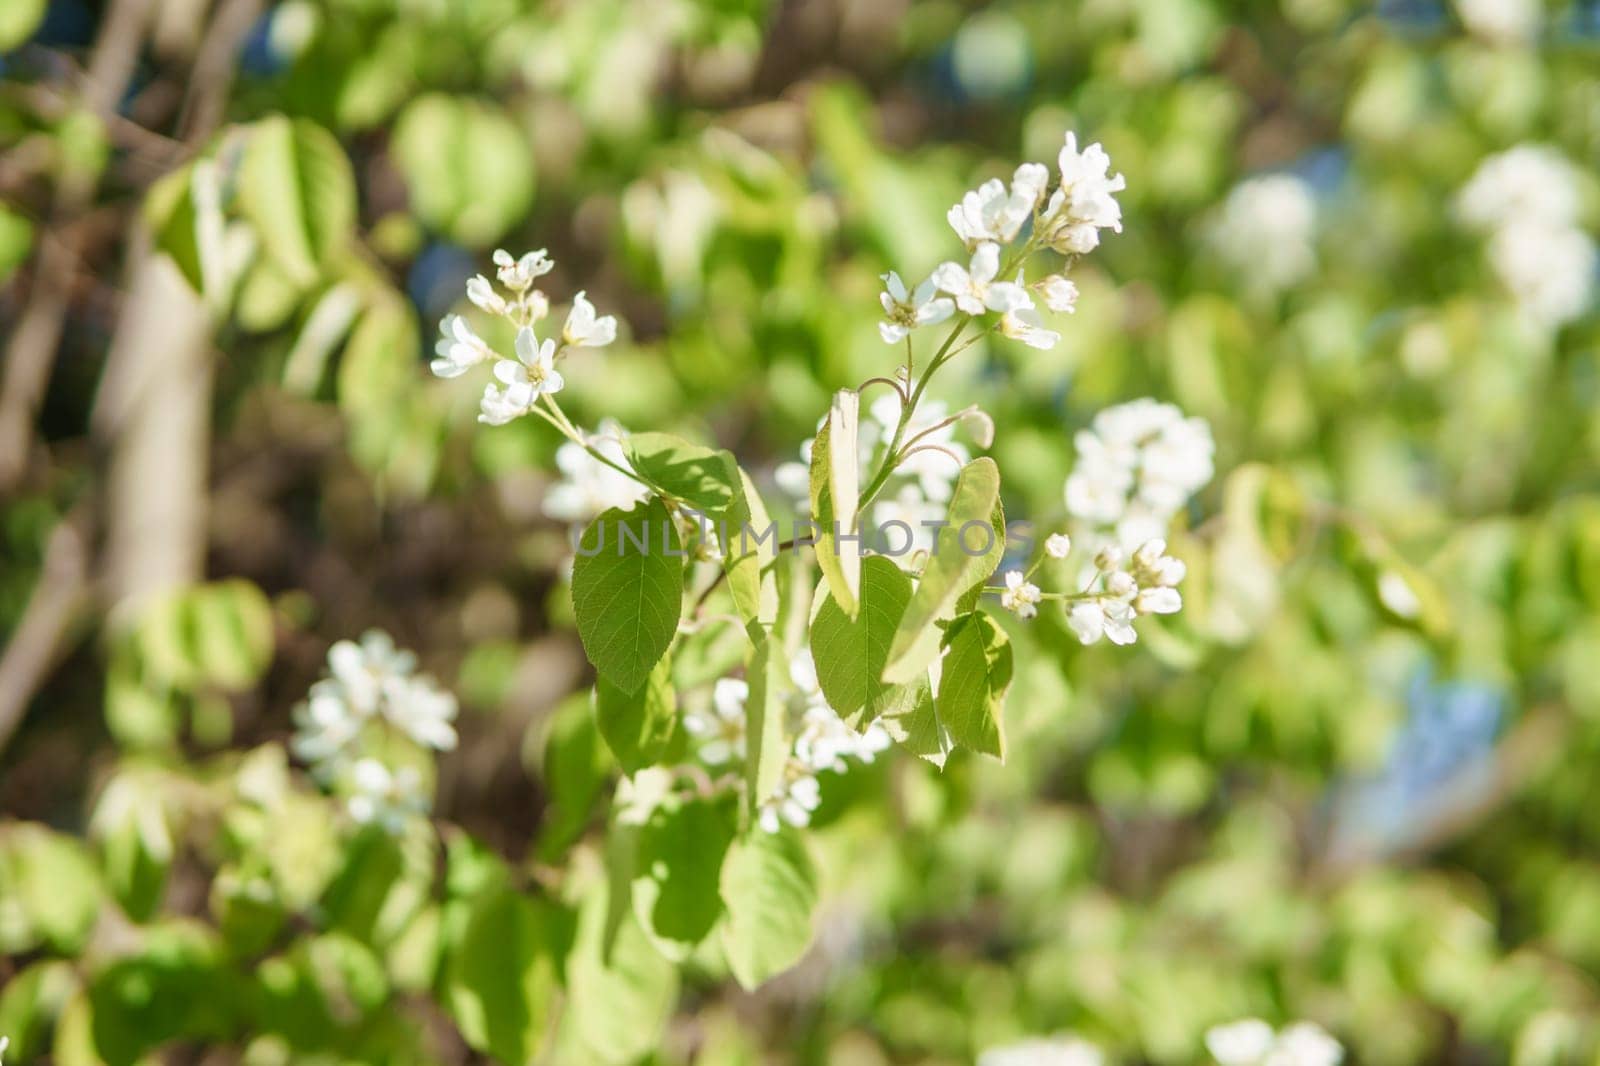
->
<box><xmin>878</xmin><ymin>271</ymin><xmax>956</xmax><ymax>343</ymax></box>
<box><xmin>979</xmin><ymin>1036</ymin><xmax>1103</xmax><ymax>1066</ymax></box>
<box><xmin>292</xmin><ymin>629</ymin><xmax>460</xmax><ymax>780</ymax></box>
<box><xmin>869</xmin><ymin>393</ymin><xmax>971</xmax><ymax>502</ymax></box>
<box><xmin>685</xmin><ymin>678</ymin><xmax>748</xmax><ymax>765</ymax></box>
<box><xmin>1011</xmin><ymin>162</ymin><xmax>1051</xmax><ymax>212</ymax></box>
<box><xmin>291</xmin><ymin>681</ymin><xmax>364</xmax><ymax>768</ymax></box>
<box><xmin>948</xmin><ymin>178</ymin><xmax>1007</xmax><ymax>248</ymax></box>
<box><xmin>1376</xmin><ymin>570</ymin><xmax>1421</xmax><ymax>619</ymax></box>
<box><xmin>382</xmin><ymin>676</ymin><xmax>459</xmax><ymax>751</ymax></box>
<box><xmin>1064</xmin><ymin>398</ymin><xmax>1215</xmax><ymax>549</ymax></box>
<box><xmin>1037</xmin><ymin>274</ymin><xmax>1079</xmax><ymax>313</ymax></box>
<box><xmin>465</xmin><ymin>274</ymin><xmax>508</xmax><ymax>316</ymax></box>
<box><xmin>1457</xmin><ymin>145</ymin><xmax>1582</xmax><ymax>232</ymax></box>
<box><xmin>1455</xmin><ymin>0</ymin><xmax>1539</xmax><ymax>42</ymax></box>
<box><xmin>1000</xmin><ymin>304</ymin><xmax>1061</xmax><ymax>350</ymax></box>
<box><xmin>774</xmin><ymin>458</ymin><xmax>811</xmax><ymax>505</ymax></box>
<box><xmin>947</xmin><ymin>163</ymin><xmax>1050</xmax><ymax>248</ymax></box>
<box><xmin>757</xmin><ymin>769</ymin><xmax>822</xmax><ymax>833</ymax></box>
<box><xmin>1212</xmin><ymin>174</ymin><xmax>1317</xmax><ymax>294</ymax></box>
<box><xmin>1207</xmin><ymin>1019</ymin><xmax>1277</xmax><ymax>1065</ymax></box>
<box><xmin>544</xmin><ymin>419</ymin><xmax>650</xmax><ymax>522</ymax></box>
<box><xmin>1207</xmin><ymin>1019</ymin><xmax>1343</xmax><ymax>1066</ymax></box>
<box><xmin>871</xmin><ymin>483</ymin><xmax>947</xmax><ymax>562</ymax></box>
<box><xmin>478</xmin><ymin>383</ymin><xmax>527</xmax><ymax>426</ymax></box>
<box><xmin>1486</xmin><ymin>219</ymin><xmax>1596</xmax><ymax>329</ymax></box>
<box><xmin>1269</xmin><ymin>1024</ymin><xmax>1344</xmax><ymax>1066</ymax></box>
<box><xmin>1040</xmin><ymin>132</ymin><xmax>1126</xmax><ymax>254</ymax></box>
<box><xmin>481</xmin><ymin>327</ymin><xmax>564</xmax><ymax>425</ymax></box>
<box><xmin>1</xmin><ymin>1035</ymin><xmax>8</xmax><ymax>1064</ymax></box>
<box><xmin>562</xmin><ymin>290</ymin><xmax>618</xmax><ymax>347</ymax></box>
<box><xmin>1067</xmin><ymin>599</ymin><xmax>1137</xmax><ymax>645</ymax></box>
<box><xmin>1132</xmin><ymin>538</ymin><xmax>1188</xmax><ymax>589</ymax></box>
<box><xmin>1457</xmin><ymin>147</ymin><xmax>1595</xmax><ymax>328</ymax></box>
<box><xmin>1001</xmin><ymin>570</ymin><xmax>1042</xmax><ymax>619</ymax></box>
<box><xmin>787</xmin><ymin>649</ymin><xmax>892</xmax><ymax>774</ymax></box>
<box><xmin>494</xmin><ymin>248</ymin><xmax>554</xmax><ymax>291</ymax></box>
<box><xmin>1135</xmin><ymin>585</ymin><xmax>1182</xmax><ymax>615</ymax></box>
<box><xmin>431</xmin><ymin>314</ymin><xmax>497</xmax><ymax>378</ymax></box>
<box><xmin>932</xmin><ymin>242</ymin><xmax>1032</xmax><ymax>316</ymax></box>
<box><xmin>345</xmin><ymin>758</ymin><xmax>428</xmax><ymax>833</ymax></box>
<box><xmin>1045</xmin><ymin>532</ymin><xmax>1072</xmax><ymax>559</ymax></box>
<box><xmin>327</xmin><ymin>630</ymin><xmax>417</xmax><ymax>716</ymax></box>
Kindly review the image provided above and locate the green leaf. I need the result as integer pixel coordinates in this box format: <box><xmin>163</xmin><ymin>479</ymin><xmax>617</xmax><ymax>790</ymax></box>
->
<box><xmin>386</xmin><ymin>904</ymin><xmax>443</xmax><ymax>993</ymax></box>
<box><xmin>254</xmin><ymin>932</ymin><xmax>388</xmax><ymax>1051</ymax></box>
<box><xmin>237</xmin><ymin>116</ymin><xmax>357</xmax><ymax>286</ymax></box>
<box><xmin>0</xmin><ymin>960</ymin><xmax>76</xmax><ymax>1065</ymax></box>
<box><xmin>87</xmin><ymin>922</ymin><xmax>240</xmax><ymax>1062</ymax></box>
<box><xmin>935</xmin><ymin>612</ymin><xmax>1013</xmax><ymax>760</ymax></box>
<box><xmin>808</xmin><ymin>554</ymin><xmax>919</xmax><ymax>723</ymax></box>
<box><xmin>624</xmin><ymin>432</ymin><xmax>736</xmax><ymax>511</ymax></box>
<box><xmin>235</xmin><ymin>257</ymin><xmax>307</xmax><ymax>333</ymax></box>
<box><xmin>719</xmin><ymin>828</ymin><xmax>818</xmax><ymax>989</ymax></box>
<box><xmin>320</xmin><ymin>822</ymin><xmax>435</xmax><ymax>950</ymax></box>
<box><xmin>883</xmin><ymin>457</ymin><xmax>1005</xmax><ymax>684</ymax></box>
<box><xmin>809</xmin><ymin>394</ymin><xmax>863</xmax><ymax>618</ymax></box>
<box><xmin>722</xmin><ymin>460</ymin><xmax>780</xmax><ymax>624</ymax></box>
<box><xmin>0</xmin><ymin>823</ymin><xmax>103</xmax><ymax>955</ymax></box>
<box><xmin>537</xmin><ymin>695</ymin><xmax>612</xmax><ymax>862</ymax></box>
<box><xmin>392</xmin><ymin>94</ymin><xmax>535</xmax><ymax>247</ymax></box>
<box><xmin>594</xmin><ymin>655</ymin><xmax>680</xmax><ymax>774</ymax></box>
<box><xmin>0</xmin><ymin>0</ymin><xmax>47</xmax><ymax>51</ymax></box>
<box><xmin>337</xmin><ymin>297</ymin><xmax>419</xmax><ymax>418</ymax></box>
<box><xmin>881</xmin><ymin>678</ymin><xmax>952</xmax><ymax>769</ymax></box>
<box><xmin>188</xmin><ymin>580</ymin><xmax>276</xmax><ymax>690</ymax></box>
<box><xmin>742</xmin><ymin>623</ymin><xmax>789</xmax><ymax>821</ymax></box>
<box><xmin>571</xmin><ymin>497</ymin><xmax>684</xmax><ymax>694</ymax></box>
<box><xmin>0</xmin><ymin>203</ymin><xmax>35</xmax><ymax>286</ymax></box>
<box><xmin>90</xmin><ymin>768</ymin><xmax>175</xmax><ymax>923</ymax></box>
<box><xmin>441</xmin><ymin>887</ymin><xmax>567</xmax><ymax>1066</ymax></box>
<box><xmin>210</xmin><ymin>866</ymin><xmax>286</xmax><ymax>958</ymax></box>
<box><xmin>631</xmin><ymin>795</ymin><xmax>737</xmax><ymax>959</ymax></box>
<box><xmin>143</xmin><ymin>165</ymin><xmax>205</xmax><ymax>293</ymax></box>
<box><xmin>557</xmin><ymin>878</ymin><xmax>679</xmax><ymax>1064</ymax></box>
<box><xmin>623</xmin><ymin>432</ymin><xmax>776</xmax><ymax>623</ymax></box>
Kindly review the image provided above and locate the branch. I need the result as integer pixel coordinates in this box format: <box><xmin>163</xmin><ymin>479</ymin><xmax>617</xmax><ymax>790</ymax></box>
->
<box><xmin>0</xmin><ymin>0</ymin><xmax>156</xmax><ymax>492</ymax></box>
<box><xmin>0</xmin><ymin>507</ymin><xmax>93</xmax><ymax>756</ymax></box>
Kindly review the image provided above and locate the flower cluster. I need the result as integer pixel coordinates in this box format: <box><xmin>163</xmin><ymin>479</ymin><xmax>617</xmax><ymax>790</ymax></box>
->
<box><xmin>542</xmin><ymin>418</ymin><xmax>650</xmax><ymax>523</ymax></box>
<box><xmin>875</xmin><ymin>132</ymin><xmax>1125</xmax><ymax>353</ymax></box>
<box><xmin>996</xmin><ymin>534</ymin><xmax>1187</xmax><ymax>648</ymax></box>
<box><xmin>683</xmin><ymin>650</ymin><xmax>890</xmax><ymax>833</ymax></box>
<box><xmin>978</xmin><ymin>1035</ymin><xmax>1103</xmax><ymax>1066</ymax></box>
<box><xmin>1456</xmin><ymin>145</ymin><xmax>1596</xmax><ymax>330</ymax></box>
<box><xmin>431</xmin><ymin>248</ymin><xmax>621</xmax><ymax>424</ymax></box>
<box><xmin>1206</xmin><ymin>1019</ymin><xmax>1343</xmax><ymax>1066</ymax></box>
<box><xmin>1454</xmin><ymin>0</ymin><xmax>1539</xmax><ymax>42</ymax></box>
<box><xmin>1065</xmin><ymin>397</ymin><xmax>1215</xmax><ymax>551</ymax></box>
<box><xmin>290</xmin><ymin>630</ymin><xmax>458</xmax><ymax>830</ymax></box>
<box><xmin>1065</xmin><ymin>539</ymin><xmax>1186</xmax><ymax>646</ymax></box>
<box><xmin>1211</xmin><ymin>173</ymin><xmax>1317</xmax><ymax>296</ymax></box>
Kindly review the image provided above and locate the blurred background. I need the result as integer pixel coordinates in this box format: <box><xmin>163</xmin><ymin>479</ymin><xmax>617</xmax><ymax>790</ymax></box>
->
<box><xmin>2</xmin><ymin>0</ymin><xmax>1600</xmax><ymax>1062</ymax></box>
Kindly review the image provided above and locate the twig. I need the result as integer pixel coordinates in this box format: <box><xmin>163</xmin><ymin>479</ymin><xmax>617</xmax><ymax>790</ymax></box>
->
<box><xmin>0</xmin><ymin>0</ymin><xmax>155</xmax><ymax>492</ymax></box>
<box><xmin>175</xmin><ymin>0</ymin><xmax>265</xmax><ymax>141</ymax></box>
<box><xmin>0</xmin><ymin>507</ymin><xmax>93</xmax><ymax>756</ymax></box>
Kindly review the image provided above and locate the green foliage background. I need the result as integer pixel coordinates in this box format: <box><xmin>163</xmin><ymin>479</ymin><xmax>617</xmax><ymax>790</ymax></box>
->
<box><xmin>2</xmin><ymin>0</ymin><xmax>1599</xmax><ymax>1062</ymax></box>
